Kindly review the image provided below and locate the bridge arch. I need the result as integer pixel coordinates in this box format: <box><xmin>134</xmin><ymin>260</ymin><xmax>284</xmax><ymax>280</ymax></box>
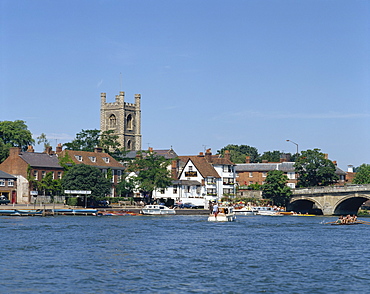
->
<box><xmin>333</xmin><ymin>194</ymin><xmax>370</xmax><ymax>216</ymax></box>
<box><xmin>287</xmin><ymin>197</ymin><xmax>324</xmax><ymax>215</ymax></box>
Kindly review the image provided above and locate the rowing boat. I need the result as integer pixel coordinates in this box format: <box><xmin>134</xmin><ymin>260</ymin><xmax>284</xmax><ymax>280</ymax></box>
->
<box><xmin>331</xmin><ymin>222</ymin><xmax>361</xmax><ymax>226</ymax></box>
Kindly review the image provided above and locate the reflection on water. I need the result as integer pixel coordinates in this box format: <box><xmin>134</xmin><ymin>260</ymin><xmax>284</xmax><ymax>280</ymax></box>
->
<box><xmin>0</xmin><ymin>215</ymin><xmax>369</xmax><ymax>293</ymax></box>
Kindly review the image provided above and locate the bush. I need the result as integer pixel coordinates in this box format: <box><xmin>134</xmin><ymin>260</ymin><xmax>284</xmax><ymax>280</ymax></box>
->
<box><xmin>67</xmin><ymin>197</ymin><xmax>78</xmax><ymax>206</ymax></box>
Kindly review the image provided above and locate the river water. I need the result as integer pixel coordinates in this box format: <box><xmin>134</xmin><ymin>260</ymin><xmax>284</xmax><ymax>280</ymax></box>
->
<box><xmin>0</xmin><ymin>214</ymin><xmax>369</xmax><ymax>293</ymax></box>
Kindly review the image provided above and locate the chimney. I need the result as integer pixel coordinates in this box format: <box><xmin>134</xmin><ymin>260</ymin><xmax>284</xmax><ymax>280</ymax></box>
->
<box><xmin>332</xmin><ymin>160</ymin><xmax>337</xmax><ymax>166</ymax></box>
<box><xmin>94</xmin><ymin>147</ymin><xmax>103</xmax><ymax>153</ymax></box>
<box><xmin>44</xmin><ymin>146</ymin><xmax>52</xmax><ymax>155</ymax></box>
<box><xmin>245</xmin><ymin>156</ymin><xmax>251</xmax><ymax>164</ymax></box>
<box><xmin>348</xmin><ymin>165</ymin><xmax>354</xmax><ymax>173</ymax></box>
<box><xmin>56</xmin><ymin>143</ymin><xmax>63</xmax><ymax>153</ymax></box>
<box><xmin>224</xmin><ymin>150</ymin><xmax>230</xmax><ymax>161</ymax></box>
<box><xmin>205</xmin><ymin>148</ymin><xmax>212</xmax><ymax>162</ymax></box>
<box><xmin>27</xmin><ymin>145</ymin><xmax>34</xmax><ymax>153</ymax></box>
<box><xmin>9</xmin><ymin>147</ymin><xmax>21</xmax><ymax>157</ymax></box>
<box><xmin>324</xmin><ymin>153</ymin><xmax>328</xmax><ymax>159</ymax></box>
<box><xmin>262</xmin><ymin>160</ymin><xmax>268</xmax><ymax>163</ymax></box>
<box><xmin>148</xmin><ymin>147</ymin><xmax>153</xmax><ymax>153</ymax></box>
<box><xmin>198</xmin><ymin>152</ymin><xmax>204</xmax><ymax>157</ymax></box>
<box><xmin>171</xmin><ymin>160</ymin><xmax>178</xmax><ymax>179</ymax></box>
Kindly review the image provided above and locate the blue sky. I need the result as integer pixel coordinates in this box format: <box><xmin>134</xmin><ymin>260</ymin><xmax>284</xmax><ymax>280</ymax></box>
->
<box><xmin>1</xmin><ymin>0</ymin><xmax>369</xmax><ymax>170</ymax></box>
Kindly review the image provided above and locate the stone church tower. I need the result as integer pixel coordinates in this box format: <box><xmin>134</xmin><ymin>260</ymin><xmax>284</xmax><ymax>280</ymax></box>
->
<box><xmin>100</xmin><ymin>91</ymin><xmax>142</xmax><ymax>151</ymax></box>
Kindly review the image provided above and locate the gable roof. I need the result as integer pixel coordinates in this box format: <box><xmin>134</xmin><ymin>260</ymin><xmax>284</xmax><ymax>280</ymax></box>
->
<box><xmin>179</xmin><ymin>156</ymin><xmax>220</xmax><ymax>178</ymax></box>
<box><xmin>0</xmin><ymin>170</ymin><xmax>16</xmax><ymax>180</ymax></box>
<box><xmin>19</xmin><ymin>152</ymin><xmax>62</xmax><ymax>169</ymax></box>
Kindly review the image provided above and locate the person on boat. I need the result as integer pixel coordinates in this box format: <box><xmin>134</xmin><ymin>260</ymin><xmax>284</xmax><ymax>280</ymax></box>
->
<box><xmin>353</xmin><ymin>215</ymin><xmax>358</xmax><ymax>222</ymax></box>
<box><xmin>212</xmin><ymin>202</ymin><xmax>219</xmax><ymax>217</ymax></box>
<box><xmin>336</xmin><ymin>215</ymin><xmax>344</xmax><ymax>224</ymax></box>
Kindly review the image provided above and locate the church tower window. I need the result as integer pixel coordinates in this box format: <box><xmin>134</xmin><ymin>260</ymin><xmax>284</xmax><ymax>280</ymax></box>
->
<box><xmin>109</xmin><ymin>114</ymin><xmax>117</xmax><ymax>128</ymax></box>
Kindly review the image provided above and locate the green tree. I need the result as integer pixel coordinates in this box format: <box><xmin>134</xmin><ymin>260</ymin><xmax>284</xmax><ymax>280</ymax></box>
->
<box><xmin>63</xmin><ymin>129</ymin><xmax>125</xmax><ymax>160</ymax></box>
<box><xmin>63</xmin><ymin>129</ymin><xmax>101</xmax><ymax>151</ymax></box>
<box><xmin>294</xmin><ymin>149</ymin><xmax>338</xmax><ymax>188</ymax></box>
<box><xmin>58</xmin><ymin>150</ymin><xmax>75</xmax><ymax>173</ymax></box>
<box><xmin>262</xmin><ymin>170</ymin><xmax>292</xmax><ymax>207</ymax></box>
<box><xmin>218</xmin><ymin>144</ymin><xmax>260</xmax><ymax>163</ymax></box>
<box><xmin>116</xmin><ymin>175</ymin><xmax>136</xmax><ymax>197</ymax></box>
<box><xmin>127</xmin><ymin>151</ymin><xmax>173</xmax><ymax>203</ymax></box>
<box><xmin>61</xmin><ymin>164</ymin><xmax>111</xmax><ymax>197</ymax></box>
<box><xmin>260</xmin><ymin>150</ymin><xmax>284</xmax><ymax>162</ymax></box>
<box><xmin>0</xmin><ymin>120</ymin><xmax>34</xmax><ymax>163</ymax></box>
<box><xmin>353</xmin><ymin>164</ymin><xmax>370</xmax><ymax>184</ymax></box>
<box><xmin>36</xmin><ymin>133</ymin><xmax>51</xmax><ymax>150</ymax></box>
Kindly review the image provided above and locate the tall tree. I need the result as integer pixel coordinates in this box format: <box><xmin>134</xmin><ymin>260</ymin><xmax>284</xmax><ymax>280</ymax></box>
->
<box><xmin>63</xmin><ymin>129</ymin><xmax>101</xmax><ymax>151</ymax></box>
<box><xmin>63</xmin><ymin>129</ymin><xmax>124</xmax><ymax>160</ymax></box>
<box><xmin>0</xmin><ymin>120</ymin><xmax>34</xmax><ymax>163</ymax></box>
<box><xmin>61</xmin><ymin>164</ymin><xmax>112</xmax><ymax>197</ymax></box>
<box><xmin>260</xmin><ymin>150</ymin><xmax>284</xmax><ymax>162</ymax></box>
<box><xmin>218</xmin><ymin>144</ymin><xmax>260</xmax><ymax>163</ymax></box>
<box><xmin>294</xmin><ymin>149</ymin><xmax>338</xmax><ymax>188</ymax></box>
<box><xmin>36</xmin><ymin>133</ymin><xmax>51</xmax><ymax>150</ymax></box>
<box><xmin>352</xmin><ymin>164</ymin><xmax>370</xmax><ymax>184</ymax></box>
<box><xmin>127</xmin><ymin>151</ymin><xmax>173</xmax><ymax>203</ymax></box>
<box><xmin>262</xmin><ymin>170</ymin><xmax>292</xmax><ymax>207</ymax></box>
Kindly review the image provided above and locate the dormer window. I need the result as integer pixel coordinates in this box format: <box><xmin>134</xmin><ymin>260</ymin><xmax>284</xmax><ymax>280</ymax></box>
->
<box><xmin>89</xmin><ymin>156</ymin><xmax>96</xmax><ymax>163</ymax></box>
<box><xmin>103</xmin><ymin>157</ymin><xmax>110</xmax><ymax>163</ymax></box>
<box><xmin>75</xmin><ymin>155</ymin><xmax>83</xmax><ymax>162</ymax></box>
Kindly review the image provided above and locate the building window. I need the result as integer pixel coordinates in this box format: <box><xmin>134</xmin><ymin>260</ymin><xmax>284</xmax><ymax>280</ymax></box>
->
<box><xmin>223</xmin><ymin>165</ymin><xmax>232</xmax><ymax>173</ymax></box>
<box><xmin>75</xmin><ymin>155</ymin><xmax>83</xmax><ymax>162</ymax></box>
<box><xmin>206</xmin><ymin>178</ymin><xmax>216</xmax><ymax>185</ymax></box>
<box><xmin>287</xmin><ymin>172</ymin><xmax>295</xmax><ymax>180</ymax></box>
<box><xmin>160</xmin><ymin>189</ymin><xmax>165</xmax><ymax>194</ymax></box>
<box><xmin>109</xmin><ymin>114</ymin><xmax>117</xmax><ymax>128</ymax></box>
<box><xmin>249</xmin><ymin>172</ymin><xmax>253</xmax><ymax>178</ymax></box>
<box><xmin>188</xmin><ymin>166</ymin><xmax>193</xmax><ymax>171</ymax></box>
<box><xmin>126</xmin><ymin>114</ymin><xmax>133</xmax><ymax>130</ymax></box>
<box><xmin>262</xmin><ymin>172</ymin><xmax>267</xmax><ymax>178</ymax></box>
<box><xmin>127</xmin><ymin>140</ymin><xmax>132</xmax><ymax>150</ymax></box>
<box><xmin>33</xmin><ymin>171</ymin><xmax>38</xmax><ymax>180</ymax></box>
<box><xmin>89</xmin><ymin>156</ymin><xmax>96</xmax><ymax>163</ymax></box>
<box><xmin>8</xmin><ymin>179</ymin><xmax>14</xmax><ymax>187</ymax></box>
<box><xmin>173</xmin><ymin>185</ymin><xmax>178</xmax><ymax>194</ymax></box>
<box><xmin>103</xmin><ymin>157</ymin><xmax>110</xmax><ymax>163</ymax></box>
<box><xmin>0</xmin><ymin>180</ymin><xmax>5</xmax><ymax>187</ymax></box>
<box><xmin>117</xmin><ymin>170</ymin><xmax>122</xmax><ymax>182</ymax></box>
<box><xmin>42</xmin><ymin>171</ymin><xmax>46</xmax><ymax>179</ymax></box>
<box><xmin>57</xmin><ymin>172</ymin><xmax>62</xmax><ymax>179</ymax></box>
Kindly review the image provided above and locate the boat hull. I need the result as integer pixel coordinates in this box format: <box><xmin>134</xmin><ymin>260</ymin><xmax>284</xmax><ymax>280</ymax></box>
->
<box><xmin>208</xmin><ymin>214</ymin><xmax>236</xmax><ymax>222</ymax></box>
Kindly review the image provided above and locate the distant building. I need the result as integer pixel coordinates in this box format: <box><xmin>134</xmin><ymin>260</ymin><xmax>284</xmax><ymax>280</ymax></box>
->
<box><xmin>100</xmin><ymin>91</ymin><xmax>141</xmax><ymax>151</ymax></box>
<box><xmin>235</xmin><ymin>157</ymin><xmax>347</xmax><ymax>192</ymax></box>
<box><xmin>56</xmin><ymin>146</ymin><xmax>126</xmax><ymax>197</ymax></box>
<box><xmin>0</xmin><ymin>170</ymin><xmax>17</xmax><ymax>203</ymax></box>
<box><xmin>153</xmin><ymin>149</ymin><xmax>236</xmax><ymax>207</ymax></box>
<box><xmin>0</xmin><ymin>146</ymin><xmax>64</xmax><ymax>203</ymax></box>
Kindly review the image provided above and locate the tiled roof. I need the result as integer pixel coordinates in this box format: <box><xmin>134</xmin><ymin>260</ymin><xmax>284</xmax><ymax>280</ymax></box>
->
<box><xmin>236</xmin><ymin>161</ymin><xmax>346</xmax><ymax>175</ymax></box>
<box><xmin>58</xmin><ymin>150</ymin><xmax>124</xmax><ymax>169</ymax></box>
<box><xmin>125</xmin><ymin>149</ymin><xmax>178</xmax><ymax>159</ymax></box>
<box><xmin>19</xmin><ymin>152</ymin><xmax>62</xmax><ymax>169</ymax></box>
<box><xmin>0</xmin><ymin>170</ymin><xmax>16</xmax><ymax>179</ymax></box>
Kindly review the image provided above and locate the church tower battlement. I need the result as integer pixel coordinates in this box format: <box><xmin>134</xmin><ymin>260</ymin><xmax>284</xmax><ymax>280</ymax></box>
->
<box><xmin>100</xmin><ymin>91</ymin><xmax>142</xmax><ymax>151</ymax></box>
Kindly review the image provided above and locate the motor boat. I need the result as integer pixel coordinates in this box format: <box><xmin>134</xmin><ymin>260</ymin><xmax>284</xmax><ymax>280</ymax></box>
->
<box><xmin>208</xmin><ymin>206</ymin><xmax>236</xmax><ymax>222</ymax></box>
<box><xmin>141</xmin><ymin>204</ymin><xmax>176</xmax><ymax>215</ymax></box>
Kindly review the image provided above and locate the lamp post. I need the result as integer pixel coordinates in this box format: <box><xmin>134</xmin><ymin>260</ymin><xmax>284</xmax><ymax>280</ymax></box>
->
<box><xmin>286</xmin><ymin>140</ymin><xmax>299</xmax><ymax>157</ymax></box>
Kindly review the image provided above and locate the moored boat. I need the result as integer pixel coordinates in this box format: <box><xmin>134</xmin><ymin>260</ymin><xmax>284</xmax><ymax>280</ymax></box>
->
<box><xmin>208</xmin><ymin>206</ymin><xmax>236</xmax><ymax>222</ymax></box>
<box><xmin>234</xmin><ymin>206</ymin><xmax>256</xmax><ymax>216</ymax></box>
<box><xmin>141</xmin><ymin>205</ymin><xmax>176</xmax><ymax>215</ymax></box>
<box><xmin>255</xmin><ymin>206</ymin><xmax>283</xmax><ymax>216</ymax></box>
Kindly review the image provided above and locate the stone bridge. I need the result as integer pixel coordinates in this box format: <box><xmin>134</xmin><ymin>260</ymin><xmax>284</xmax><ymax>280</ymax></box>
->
<box><xmin>287</xmin><ymin>184</ymin><xmax>370</xmax><ymax>216</ymax></box>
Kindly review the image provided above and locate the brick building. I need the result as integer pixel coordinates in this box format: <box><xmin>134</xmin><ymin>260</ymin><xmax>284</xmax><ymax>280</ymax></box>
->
<box><xmin>0</xmin><ymin>146</ymin><xmax>63</xmax><ymax>203</ymax></box>
<box><xmin>0</xmin><ymin>170</ymin><xmax>17</xmax><ymax>203</ymax></box>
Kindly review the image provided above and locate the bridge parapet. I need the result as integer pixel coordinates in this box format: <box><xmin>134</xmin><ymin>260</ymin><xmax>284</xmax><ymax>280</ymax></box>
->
<box><xmin>292</xmin><ymin>184</ymin><xmax>370</xmax><ymax>196</ymax></box>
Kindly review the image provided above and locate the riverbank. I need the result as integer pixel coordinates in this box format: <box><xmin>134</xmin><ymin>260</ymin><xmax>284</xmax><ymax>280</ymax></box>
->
<box><xmin>0</xmin><ymin>203</ymin><xmax>210</xmax><ymax>215</ymax></box>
